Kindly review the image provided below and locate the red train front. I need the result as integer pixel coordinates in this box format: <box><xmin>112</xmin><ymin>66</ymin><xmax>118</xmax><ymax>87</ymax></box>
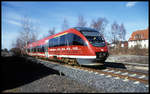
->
<box><xmin>25</xmin><ymin>27</ymin><xmax>109</xmax><ymax>66</ymax></box>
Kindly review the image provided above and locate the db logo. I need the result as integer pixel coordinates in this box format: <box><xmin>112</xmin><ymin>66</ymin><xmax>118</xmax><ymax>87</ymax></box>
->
<box><xmin>101</xmin><ymin>49</ymin><xmax>104</xmax><ymax>51</ymax></box>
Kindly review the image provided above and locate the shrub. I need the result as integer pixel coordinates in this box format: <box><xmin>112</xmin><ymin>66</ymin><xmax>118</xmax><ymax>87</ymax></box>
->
<box><xmin>10</xmin><ymin>48</ymin><xmax>22</xmax><ymax>56</ymax></box>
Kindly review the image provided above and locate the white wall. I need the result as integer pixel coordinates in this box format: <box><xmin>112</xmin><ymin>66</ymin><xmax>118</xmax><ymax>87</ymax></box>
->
<box><xmin>128</xmin><ymin>40</ymin><xmax>149</xmax><ymax>49</ymax></box>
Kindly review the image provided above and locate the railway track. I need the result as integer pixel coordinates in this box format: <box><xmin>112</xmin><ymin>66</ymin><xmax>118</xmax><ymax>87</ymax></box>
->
<box><xmin>73</xmin><ymin>66</ymin><xmax>149</xmax><ymax>85</ymax></box>
<box><xmin>33</xmin><ymin>57</ymin><xmax>149</xmax><ymax>86</ymax></box>
<box><xmin>103</xmin><ymin>61</ymin><xmax>148</xmax><ymax>71</ymax></box>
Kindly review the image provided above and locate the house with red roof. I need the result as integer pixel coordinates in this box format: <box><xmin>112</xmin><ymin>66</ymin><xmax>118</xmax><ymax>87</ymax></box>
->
<box><xmin>128</xmin><ymin>28</ymin><xmax>149</xmax><ymax>49</ymax></box>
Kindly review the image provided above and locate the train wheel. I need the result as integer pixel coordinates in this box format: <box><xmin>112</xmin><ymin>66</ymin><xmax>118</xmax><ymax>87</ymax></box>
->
<box><xmin>60</xmin><ymin>57</ymin><xmax>65</xmax><ymax>63</ymax></box>
<box><xmin>64</xmin><ymin>58</ymin><xmax>69</xmax><ymax>64</ymax></box>
<box><xmin>68</xmin><ymin>58</ymin><xmax>79</xmax><ymax>66</ymax></box>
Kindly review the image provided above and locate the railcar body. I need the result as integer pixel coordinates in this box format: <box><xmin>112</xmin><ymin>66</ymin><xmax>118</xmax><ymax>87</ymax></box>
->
<box><xmin>25</xmin><ymin>27</ymin><xmax>109</xmax><ymax>65</ymax></box>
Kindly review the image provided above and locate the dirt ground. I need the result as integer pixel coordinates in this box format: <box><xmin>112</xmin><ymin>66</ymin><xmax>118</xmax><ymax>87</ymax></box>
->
<box><xmin>106</xmin><ymin>55</ymin><xmax>149</xmax><ymax>64</ymax></box>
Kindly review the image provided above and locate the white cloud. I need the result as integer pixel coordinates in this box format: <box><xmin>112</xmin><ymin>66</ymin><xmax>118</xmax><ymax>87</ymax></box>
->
<box><xmin>7</xmin><ymin>19</ymin><xmax>22</xmax><ymax>27</ymax></box>
<box><xmin>126</xmin><ymin>2</ymin><xmax>137</xmax><ymax>7</ymax></box>
<box><xmin>4</xmin><ymin>11</ymin><xmax>40</xmax><ymax>27</ymax></box>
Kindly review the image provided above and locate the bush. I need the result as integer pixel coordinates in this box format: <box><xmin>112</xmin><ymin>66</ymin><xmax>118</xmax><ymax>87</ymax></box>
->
<box><xmin>3</xmin><ymin>48</ymin><xmax>8</xmax><ymax>52</ymax></box>
<box><xmin>129</xmin><ymin>45</ymin><xmax>148</xmax><ymax>56</ymax></box>
<box><xmin>10</xmin><ymin>48</ymin><xmax>22</xmax><ymax>56</ymax></box>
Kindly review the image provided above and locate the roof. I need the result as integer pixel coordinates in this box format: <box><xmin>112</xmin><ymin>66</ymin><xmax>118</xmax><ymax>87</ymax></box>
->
<box><xmin>73</xmin><ymin>27</ymin><xmax>98</xmax><ymax>32</ymax></box>
<box><xmin>128</xmin><ymin>28</ymin><xmax>149</xmax><ymax>41</ymax></box>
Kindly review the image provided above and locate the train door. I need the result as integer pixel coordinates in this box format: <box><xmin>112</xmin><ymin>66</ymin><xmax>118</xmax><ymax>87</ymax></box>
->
<box><xmin>45</xmin><ymin>40</ymin><xmax>49</xmax><ymax>58</ymax></box>
<box><xmin>58</xmin><ymin>37</ymin><xmax>60</xmax><ymax>56</ymax></box>
<box><xmin>66</xmin><ymin>38</ymin><xmax>71</xmax><ymax>57</ymax></box>
<box><xmin>65</xmin><ymin>33</ymin><xmax>72</xmax><ymax>57</ymax></box>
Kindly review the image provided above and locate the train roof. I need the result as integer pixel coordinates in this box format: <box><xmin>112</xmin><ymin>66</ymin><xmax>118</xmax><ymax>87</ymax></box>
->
<box><xmin>73</xmin><ymin>27</ymin><xmax>98</xmax><ymax>32</ymax></box>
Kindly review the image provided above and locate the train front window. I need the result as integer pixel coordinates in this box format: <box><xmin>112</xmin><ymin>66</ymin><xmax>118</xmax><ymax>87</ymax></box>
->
<box><xmin>80</xmin><ymin>30</ymin><xmax>106</xmax><ymax>47</ymax></box>
<box><xmin>85</xmin><ymin>36</ymin><xmax>104</xmax><ymax>43</ymax></box>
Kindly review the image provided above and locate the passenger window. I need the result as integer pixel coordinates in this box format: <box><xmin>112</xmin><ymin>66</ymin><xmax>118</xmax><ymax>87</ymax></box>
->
<box><xmin>60</xmin><ymin>35</ymin><xmax>65</xmax><ymax>46</ymax></box>
<box><xmin>42</xmin><ymin>46</ymin><xmax>45</xmax><ymax>52</ymax></box>
<box><xmin>65</xmin><ymin>33</ymin><xmax>73</xmax><ymax>46</ymax></box>
<box><xmin>73</xmin><ymin>34</ymin><xmax>86</xmax><ymax>46</ymax></box>
<box><xmin>27</xmin><ymin>49</ymin><xmax>30</xmax><ymax>53</ymax></box>
<box><xmin>34</xmin><ymin>47</ymin><xmax>36</xmax><ymax>52</ymax></box>
<box><xmin>49</xmin><ymin>39</ymin><xmax>53</xmax><ymax>47</ymax></box>
<box><xmin>48</xmin><ymin>33</ymin><xmax>86</xmax><ymax>47</ymax></box>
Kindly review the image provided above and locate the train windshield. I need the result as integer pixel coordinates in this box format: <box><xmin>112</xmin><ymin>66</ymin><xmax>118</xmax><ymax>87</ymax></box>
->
<box><xmin>80</xmin><ymin>30</ymin><xmax>106</xmax><ymax>47</ymax></box>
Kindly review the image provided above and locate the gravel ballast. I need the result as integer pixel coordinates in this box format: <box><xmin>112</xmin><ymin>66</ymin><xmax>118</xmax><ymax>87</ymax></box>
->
<box><xmin>4</xmin><ymin>74</ymin><xmax>98</xmax><ymax>93</ymax></box>
<box><xmin>2</xmin><ymin>56</ymin><xmax>149</xmax><ymax>93</ymax></box>
<box><xmin>1</xmin><ymin>56</ymin><xmax>98</xmax><ymax>93</ymax></box>
<box><xmin>30</xmin><ymin>57</ymin><xmax>149</xmax><ymax>93</ymax></box>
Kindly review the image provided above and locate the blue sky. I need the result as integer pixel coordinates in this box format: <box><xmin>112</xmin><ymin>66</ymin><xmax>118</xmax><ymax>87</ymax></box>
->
<box><xmin>2</xmin><ymin>1</ymin><xmax>149</xmax><ymax>50</ymax></box>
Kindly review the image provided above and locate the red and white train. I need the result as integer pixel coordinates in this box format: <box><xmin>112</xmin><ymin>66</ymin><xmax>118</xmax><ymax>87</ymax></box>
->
<box><xmin>25</xmin><ymin>27</ymin><xmax>109</xmax><ymax>65</ymax></box>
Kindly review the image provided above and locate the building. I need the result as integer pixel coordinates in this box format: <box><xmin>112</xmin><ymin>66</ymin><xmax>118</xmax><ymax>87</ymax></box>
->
<box><xmin>108</xmin><ymin>41</ymin><xmax>128</xmax><ymax>48</ymax></box>
<box><xmin>108</xmin><ymin>41</ymin><xmax>117</xmax><ymax>48</ymax></box>
<box><xmin>120</xmin><ymin>41</ymin><xmax>128</xmax><ymax>48</ymax></box>
<box><xmin>128</xmin><ymin>28</ymin><xmax>149</xmax><ymax>49</ymax></box>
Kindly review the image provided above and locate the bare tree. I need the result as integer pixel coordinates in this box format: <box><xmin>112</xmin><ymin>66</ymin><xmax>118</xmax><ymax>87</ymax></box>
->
<box><xmin>119</xmin><ymin>23</ymin><xmax>126</xmax><ymax>41</ymax></box>
<box><xmin>42</xmin><ymin>27</ymin><xmax>56</xmax><ymax>38</ymax></box>
<box><xmin>90</xmin><ymin>17</ymin><xmax>108</xmax><ymax>36</ymax></box>
<box><xmin>21</xmin><ymin>16</ymin><xmax>38</xmax><ymax>43</ymax></box>
<box><xmin>76</xmin><ymin>15</ymin><xmax>87</xmax><ymax>27</ymax></box>
<box><xmin>48</xmin><ymin>27</ymin><xmax>55</xmax><ymax>36</ymax></box>
<box><xmin>111</xmin><ymin>21</ymin><xmax>127</xmax><ymax>48</ymax></box>
<box><xmin>111</xmin><ymin>21</ymin><xmax>119</xmax><ymax>44</ymax></box>
<box><xmin>13</xmin><ymin>16</ymin><xmax>38</xmax><ymax>55</ymax></box>
<box><xmin>62</xmin><ymin>18</ymin><xmax>69</xmax><ymax>31</ymax></box>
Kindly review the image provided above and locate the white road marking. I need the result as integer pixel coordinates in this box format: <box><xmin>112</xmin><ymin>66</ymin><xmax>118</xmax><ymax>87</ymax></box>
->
<box><xmin>114</xmin><ymin>77</ymin><xmax>120</xmax><ymax>79</ymax></box>
<box><xmin>138</xmin><ymin>75</ymin><xmax>146</xmax><ymax>79</ymax></box>
<box><xmin>130</xmin><ymin>74</ymin><xmax>136</xmax><ymax>77</ymax></box>
<box><xmin>133</xmin><ymin>81</ymin><xmax>140</xmax><ymax>84</ymax></box>
<box><xmin>121</xmin><ymin>72</ymin><xmax>128</xmax><ymax>75</ymax></box>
